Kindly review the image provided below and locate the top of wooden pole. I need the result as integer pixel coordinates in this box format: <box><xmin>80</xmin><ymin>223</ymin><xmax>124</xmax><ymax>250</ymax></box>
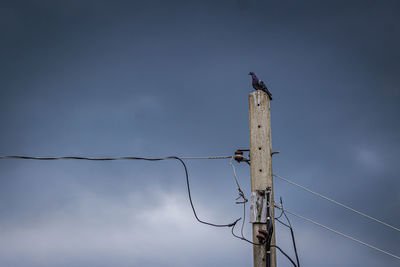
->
<box><xmin>249</xmin><ymin>90</ymin><xmax>276</xmax><ymax>267</ymax></box>
<box><xmin>249</xmin><ymin>90</ymin><xmax>272</xmax><ymax>191</ymax></box>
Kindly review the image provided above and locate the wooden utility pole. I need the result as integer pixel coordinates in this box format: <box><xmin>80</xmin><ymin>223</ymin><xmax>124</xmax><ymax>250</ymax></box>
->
<box><xmin>249</xmin><ymin>90</ymin><xmax>276</xmax><ymax>267</ymax></box>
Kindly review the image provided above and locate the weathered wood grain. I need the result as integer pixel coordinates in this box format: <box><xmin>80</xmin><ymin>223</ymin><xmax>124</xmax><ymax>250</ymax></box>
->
<box><xmin>249</xmin><ymin>90</ymin><xmax>276</xmax><ymax>267</ymax></box>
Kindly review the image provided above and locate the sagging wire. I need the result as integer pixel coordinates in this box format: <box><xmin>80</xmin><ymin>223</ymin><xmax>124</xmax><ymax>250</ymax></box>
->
<box><xmin>173</xmin><ymin>156</ymin><xmax>240</xmax><ymax>228</ymax></box>
<box><xmin>0</xmin><ymin>155</ymin><xmax>233</xmax><ymax>160</ymax></box>
<box><xmin>0</xmin><ymin>155</ymin><xmax>240</xmax><ymax>229</ymax></box>
<box><xmin>0</xmin><ymin>153</ymin><xmax>300</xmax><ymax>265</ymax></box>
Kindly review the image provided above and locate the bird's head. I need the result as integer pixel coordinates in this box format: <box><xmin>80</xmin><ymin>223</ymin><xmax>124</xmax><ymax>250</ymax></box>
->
<box><xmin>248</xmin><ymin>72</ymin><xmax>254</xmax><ymax>76</ymax></box>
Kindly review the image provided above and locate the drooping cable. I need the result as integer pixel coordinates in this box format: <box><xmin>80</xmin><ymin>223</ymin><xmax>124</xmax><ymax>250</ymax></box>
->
<box><xmin>0</xmin><ymin>155</ymin><xmax>232</xmax><ymax>160</ymax></box>
<box><xmin>271</xmin><ymin>245</ymin><xmax>298</xmax><ymax>267</ymax></box>
<box><xmin>0</xmin><ymin>155</ymin><xmax>240</xmax><ymax>228</ymax></box>
<box><xmin>274</xmin><ymin>205</ymin><xmax>400</xmax><ymax>261</ymax></box>
<box><xmin>170</xmin><ymin>156</ymin><xmax>240</xmax><ymax>228</ymax></box>
<box><xmin>273</xmin><ymin>174</ymin><xmax>400</xmax><ymax>233</ymax></box>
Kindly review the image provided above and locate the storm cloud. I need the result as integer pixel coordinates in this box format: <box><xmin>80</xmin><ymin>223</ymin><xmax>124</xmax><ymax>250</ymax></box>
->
<box><xmin>0</xmin><ymin>1</ymin><xmax>399</xmax><ymax>266</ymax></box>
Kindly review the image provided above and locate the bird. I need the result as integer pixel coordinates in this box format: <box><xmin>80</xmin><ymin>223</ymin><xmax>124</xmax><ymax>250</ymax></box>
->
<box><xmin>249</xmin><ymin>72</ymin><xmax>272</xmax><ymax>100</ymax></box>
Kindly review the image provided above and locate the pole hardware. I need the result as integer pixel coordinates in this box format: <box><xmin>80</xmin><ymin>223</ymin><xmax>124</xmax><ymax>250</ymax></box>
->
<box><xmin>257</xmin><ymin>229</ymin><xmax>269</xmax><ymax>243</ymax></box>
<box><xmin>271</xmin><ymin>151</ymin><xmax>280</xmax><ymax>156</ymax></box>
<box><xmin>250</xmin><ymin>190</ymin><xmax>268</xmax><ymax>223</ymax></box>
<box><xmin>234</xmin><ymin>149</ymin><xmax>250</xmax><ymax>165</ymax></box>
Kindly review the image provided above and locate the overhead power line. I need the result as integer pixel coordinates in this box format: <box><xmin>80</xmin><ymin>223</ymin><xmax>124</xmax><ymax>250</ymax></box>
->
<box><xmin>0</xmin><ymin>154</ymin><xmax>239</xmax><ymax>228</ymax></box>
<box><xmin>273</xmin><ymin>174</ymin><xmax>400</xmax><ymax>233</ymax></box>
<box><xmin>274</xmin><ymin>205</ymin><xmax>400</xmax><ymax>261</ymax></box>
<box><xmin>0</xmin><ymin>155</ymin><xmax>232</xmax><ymax>161</ymax></box>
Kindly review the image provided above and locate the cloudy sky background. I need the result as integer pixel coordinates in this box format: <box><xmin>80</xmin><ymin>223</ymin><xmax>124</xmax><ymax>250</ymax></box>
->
<box><xmin>0</xmin><ymin>0</ymin><xmax>399</xmax><ymax>266</ymax></box>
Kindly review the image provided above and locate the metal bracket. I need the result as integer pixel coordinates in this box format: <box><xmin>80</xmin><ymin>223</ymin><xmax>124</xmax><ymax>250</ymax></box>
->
<box><xmin>271</xmin><ymin>151</ymin><xmax>280</xmax><ymax>156</ymax></box>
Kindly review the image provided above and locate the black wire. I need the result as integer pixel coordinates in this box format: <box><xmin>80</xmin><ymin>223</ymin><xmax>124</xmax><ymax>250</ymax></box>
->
<box><xmin>276</xmin><ymin>219</ymin><xmax>300</xmax><ymax>267</ymax></box>
<box><xmin>276</xmin><ymin>218</ymin><xmax>290</xmax><ymax>228</ymax></box>
<box><xmin>265</xmin><ymin>189</ymin><xmax>274</xmax><ymax>267</ymax></box>
<box><xmin>282</xmin><ymin>206</ymin><xmax>300</xmax><ymax>267</ymax></box>
<box><xmin>276</xmin><ymin>199</ymin><xmax>301</xmax><ymax>267</ymax></box>
<box><xmin>271</xmin><ymin>245</ymin><xmax>298</xmax><ymax>267</ymax></box>
<box><xmin>231</xmin><ymin>198</ymin><xmax>266</xmax><ymax>245</ymax></box>
<box><xmin>230</xmin><ymin>191</ymin><xmax>297</xmax><ymax>267</ymax></box>
<box><xmin>169</xmin><ymin>156</ymin><xmax>240</xmax><ymax>228</ymax></box>
<box><xmin>231</xmin><ymin>223</ymin><xmax>298</xmax><ymax>267</ymax></box>
<box><xmin>266</xmin><ymin>222</ymin><xmax>273</xmax><ymax>267</ymax></box>
<box><xmin>230</xmin><ymin>202</ymin><xmax>261</xmax><ymax>245</ymax></box>
<box><xmin>231</xmin><ymin>220</ymin><xmax>265</xmax><ymax>246</ymax></box>
<box><xmin>0</xmin><ymin>155</ymin><xmax>240</xmax><ymax>228</ymax></box>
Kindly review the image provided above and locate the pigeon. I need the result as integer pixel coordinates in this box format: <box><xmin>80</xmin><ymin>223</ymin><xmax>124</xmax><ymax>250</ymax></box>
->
<box><xmin>249</xmin><ymin>72</ymin><xmax>272</xmax><ymax>100</ymax></box>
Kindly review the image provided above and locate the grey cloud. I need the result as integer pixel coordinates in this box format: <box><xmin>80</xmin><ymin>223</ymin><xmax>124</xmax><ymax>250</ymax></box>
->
<box><xmin>1</xmin><ymin>0</ymin><xmax>399</xmax><ymax>266</ymax></box>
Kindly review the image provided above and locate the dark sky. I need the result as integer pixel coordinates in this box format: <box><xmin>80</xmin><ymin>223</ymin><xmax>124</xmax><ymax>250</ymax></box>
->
<box><xmin>0</xmin><ymin>1</ymin><xmax>399</xmax><ymax>266</ymax></box>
